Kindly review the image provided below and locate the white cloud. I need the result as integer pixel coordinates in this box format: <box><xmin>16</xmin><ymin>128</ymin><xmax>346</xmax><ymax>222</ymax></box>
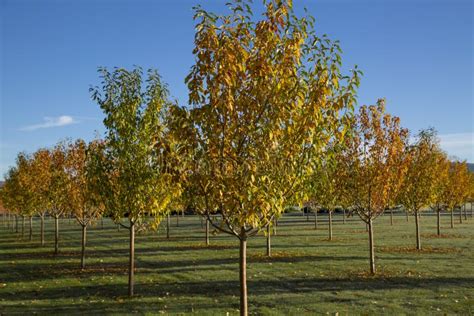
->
<box><xmin>438</xmin><ymin>132</ymin><xmax>474</xmax><ymax>162</ymax></box>
<box><xmin>20</xmin><ymin>115</ymin><xmax>78</xmax><ymax>131</ymax></box>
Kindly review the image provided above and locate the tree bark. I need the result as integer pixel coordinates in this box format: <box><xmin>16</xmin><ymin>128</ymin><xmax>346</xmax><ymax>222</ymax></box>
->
<box><xmin>81</xmin><ymin>225</ymin><xmax>87</xmax><ymax>269</ymax></box>
<box><xmin>54</xmin><ymin>216</ymin><xmax>59</xmax><ymax>254</ymax></box>
<box><xmin>405</xmin><ymin>211</ymin><xmax>409</xmax><ymax>222</ymax></box>
<box><xmin>128</xmin><ymin>221</ymin><xmax>135</xmax><ymax>297</ymax></box>
<box><xmin>166</xmin><ymin>214</ymin><xmax>170</xmax><ymax>239</ymax></box>
<box><xmin>239</xmin><ymin>236</ymin><xmax>248</xmax><ymax>316</ymax></box>
<box><xmin>390</xmin><ymin>210</ymin><xmax>393</xmax><ymax>226</ymax></box>
<box><xmin>450</xmin><ymin>210</ymin><xmax>454</xmax><ymax>228</ymax></box>
<box><xmin>40</xmin><ymin>215</ymin><xmax>45</xmax><ymax>246</ymax></box>
<box><xmin>314</xmin><ymin>211</ymin><xmax>318</xmax><ymax>230</ymax></box>
<box><xmin>368</xmin><ymin>218</ymin><xmax>375</xmax><ymax>275</ymax></box>
<box><xmin>328</xmin><ymin>210</ymin><xmax>333</xmax><ymax>241</ymax></box>
<box><xmin>343</xmin><ymin>209</ymin><xmax>346</xmax><ymax>224</ymax></box>
<box><xmin>205</xmin><ymin>218</ymin><xmax>210</xmax><ymax>246</ymax></box>
<box><xmin>21</xmin><ymin>215</ymin><xmax>25</xmax><ymax>239</ymax></box>
<box><xmin>415</xmin><ymin>210</ymin><xmax>421</xmax><ymax>250</ymax></box>
<box><xmin>29</xmin><ymin>216</ymin><xmax>33</xmax><ymax>241</ymax></box>
<box><xmin>459</xmin><ymin>206</ymin><xmax>463</xmax><ymax>224</ymax></box>
<box><xmin>266</xmin><ymin>225</ymin><xmax>271</xmax><ymax>257</ymax></box>
<box><xmin>463</xmin><ymin>204</ymin><xmax>467</xmax><ymax>220</ymax></box>
<box><xmin>437</xmin><ymin>209</ymin><xmax>441</xmax><ymax>236</ymax></box>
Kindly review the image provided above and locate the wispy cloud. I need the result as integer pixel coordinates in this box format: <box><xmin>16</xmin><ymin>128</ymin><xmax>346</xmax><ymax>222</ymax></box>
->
<box><xmin>20</xmin><ymin>115</ymin><xmax>78</xmax><ymax>131</ymax></box>
<box><xmin>438</xmin><ymin>132</ymin><xmax>474</xmax><ymax>162</ymax></box>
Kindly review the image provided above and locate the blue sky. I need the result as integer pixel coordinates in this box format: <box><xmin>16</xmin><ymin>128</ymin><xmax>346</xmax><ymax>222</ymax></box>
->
<box><xmin>1</xmin><ymin>0</ymin><xmax>473</xmax><ymax>178</ymax></box>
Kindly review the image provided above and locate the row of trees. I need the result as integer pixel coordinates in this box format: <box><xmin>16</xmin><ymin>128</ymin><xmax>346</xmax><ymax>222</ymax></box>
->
<box><xmin>1</xmin><ymin>1</ymin><xmax>473</xmax><ymax>315</ymax></box>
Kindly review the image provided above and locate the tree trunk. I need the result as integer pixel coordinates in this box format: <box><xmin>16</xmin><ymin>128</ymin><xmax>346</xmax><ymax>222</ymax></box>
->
<box><xmin>29</xmin><ymin>216</ymin><xmax>33</xmax><ymax>241</ymax></box>
<box><xmin>368</xmin><ymin>218</ymin><xmax>375</xmax><ymax>275</ymax></box>
<box><xmin>405</xmin><ymin>211</ymin><xmax>409</xmax><ymax>222</ymax></box>
<box><xmin>239</xmin><ymin>237</ymin><xmax>248</xmax><ymax>316</ymax></box>
<box><xmin>470</xmin><ymin>202</ymin><xmax>473</xmax><ymax>218</ymax></box>
<box><xmin>343</xmin><ymin>209</ymin><xmax>346</xmax><ymax>224</ymax></box>
<box><xmin>54</xmin><ymin>216</ymin><xmax>59</xmax><ymax>254</ymax></box>
<box><xmin>314</xmin><ymin>211</ymin><xmax>318</xmax><ymax>230</ymax></box>
<box><xmin>390</xmin><ymin>210</ymin><xmax>393</xmax><ymax>226</ymax></box>
<box><xmin>415</xmin><ymin>210</ymin><xmax>421</xmax><ymax>250</ymax></box>
<box><xmin>272</xmin><ymin>218</ymin><xmax>277</xmax><ymax>235</ymax></box>
<box><xmin>450</xmin><ymin>210</ymin><xmax>454</xmax><ymax>228</ymax></box>
<box><xmin>15</xmin><ymin>215</ymin><xmax>18</xmax><ymax>233</ymax></box>
<box><xmin>205</xmin><ymin>218</ymin><xmax>210</xmax><ymax>246</ymax></box>
<box><xmin>128</xmin><ymin>221</ymin><xmax>135</xmax><ymax>297</ymax></box>
<box><xmin>437</xmin><ymin>209</ymin><xmax>441</xmax><ymax>236</ymax></box>
<box><xmin>166</xmin><ymin>214</ymin><xmax>170</xmax><ymax>239</ymax></box>
<box><xmin>40</xmin><ymin>215</ymin><xmax>45</xmax><ymax>246</ymax></box>
<box><xmin>459</xmin><ymin>207</ymin><xmax>462</xmax><ymax>224</ymax></box>
<box><xmin>463</xmin><ymin>204</ymin><xmax>467</xmax><ymax>220</ymax></box>
<box><xmin>81</xmin><ymin>225</ymin><xmax>87</xmax><ymax>269</ymax></box>
<box><xmin>328</xmin><ymin>210</ymin><xmax>333</xmax><ymax>241</ymax></box>
<box><xmin>21</xmin><ymin>215</ymin><xmax>25</xmax><ymax>239</ymax></box>
<box><xmin>266</xmin><ymin>225</ymin><xmax>271</xmax><ymax>257</ymax></box>
<box><xmin>176</xmin><ymin>213</ymin><xmax>179</xmax><ymax>227</ymax></box>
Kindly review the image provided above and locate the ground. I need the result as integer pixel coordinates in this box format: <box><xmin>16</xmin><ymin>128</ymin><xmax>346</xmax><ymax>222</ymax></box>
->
<box><xmin>0</xmin><ymin>212</ymin><xmax>473</xmax><ymax>315</ymax></box>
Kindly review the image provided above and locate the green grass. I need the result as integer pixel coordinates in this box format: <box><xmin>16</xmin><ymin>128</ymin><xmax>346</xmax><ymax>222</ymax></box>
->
<box><xmin>0</xmin><ymin>212</ymin><xmax>473</xmax><ymax>315</ymax></box>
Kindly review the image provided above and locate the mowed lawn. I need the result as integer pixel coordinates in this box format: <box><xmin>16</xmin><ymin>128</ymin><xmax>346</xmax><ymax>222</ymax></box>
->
<box><xmin>0</xmin><ymin>211</ymin><xmax>473</xmax><ymax>315</ymax></box>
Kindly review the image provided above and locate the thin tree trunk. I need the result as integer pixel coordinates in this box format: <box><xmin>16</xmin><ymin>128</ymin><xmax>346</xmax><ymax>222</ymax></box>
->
<box><xmin>463</xmin><ymin>204</ymin><xmax>467</xmax><ymax>220</ymax></box>
<box><xmin>128</xmin><ymin>221</ymin><xmax>135</xmax><ymax>297</ymax></box>
<box><xmin>166</xmin><ymin>214</ymin><xmax>170</xmax><ymax>239</ymax></box>
<box><xmin>81</xmin><ymin>225</ymin><xmax>87</xmax><ymax>269</ymax></box>
<box><xmin>368</xmin><ymin>218</ymin><xmax>375</xmax><ymax>275</ymax></box>
<box><xmin>306</xmin><ymin>211</ymin><xmax>309</xmax><ymax>222</ymax></box>
<box><xmin>239</xmin><ymin>236</ymin><xmax>248</xmax><ymax>316</ymax></box>
<box><xmin>272</xmin><ymin>218</ymin><xmax>277</xmax><ymax>235</ymax></box>
<box><xmin>21</xmin><ymin>215</ymin><xmax>25</xmax><ymax>239</ymax></box>
<box><xmin>450</xmin><ymin>210</ymin><xmax>454</xmax><ymax>228</ymax></box>
<box><xmin>459</xmin><ymin>206</ymin><xmax>462</xmax><ymax>224</ymax></box>
<box><xmin>470</xmin><ymin>202</ymin><xmax>473</xmax><ymax>218</ymax></box>
<box><xmin>54</xmin><ymin>216</ymin><xmax>59</xmax><ymax>254</ymax></box>
<box><xmin>29</xmin><ymin>216</ymin><xmax>33</xmax><ymax>241</ymax></box>
<box><xmin>40</xmin><ymin>215</ymin><xmax>45</xmax><ymax>246</ymax></box>
<box><xmin>15</xmin><ymin>215</ymin><xmax>18</xmax><ymax>233</ymax></box>
<box><xmin>117</xmin><ymin>223</ymin><xmax>121</xmax><ymax>232</ymax></box>
<box><xmin>343</xmin><ymin>209</ymin><xmax>346</xmax><ymax>224</ymax></box>
<box><xmin>176</xmin><ymin>213</ymin><xmax>179</xmax><ymax>227</ymax></box>
<box><xmin>437</xmin><ymin>209</ymin><xmax>441</xmax><ymax>236</ymax></box>
<box><xmin>390</xmin><ymin>210</ymin><xmax>393</xmax><ymax>226</ymax></box>
<box><xmin>415</xmin><ymin>210</ymin><xmax>421</xmax><ymax>250</ymax></box>
<box><xmin>266</xmin><ymin>225</ymin><xmax>271</xmax><ymax>257</ymax></box>
<box><xmin>205</xmin><ymin>218</ymin><xmax>210</xmax><ymax>246</ymax></box>
<box><xmin>405</xmin><ymin>211</ymin><xmax>409</xmax><ymax>222</ymax></box>
<box><xmin>314</xmin><ymin>211</ymin><xmax>318</xmax><ymax>230</ymax></box>
<box><xmin>328</xmin><ymin>210</ymin><xmax>333</xmax><ymax>241</ymax></box>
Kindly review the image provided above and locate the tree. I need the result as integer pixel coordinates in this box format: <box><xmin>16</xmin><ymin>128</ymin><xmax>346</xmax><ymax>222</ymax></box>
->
<box><xmin>429</xmin><ymin>151</ymin><xmax>450</xmax><ymax>236</ymax></box>
<box><xmin>399</xmin><ymin>128</ymin><xmax>442</xmax><ymax>250</ymax></box>
<box><xmin>185</xmin><ymin>1</ymin><xmax>360</xmax><ymax>314</ymax></box>
<box><xmin>442</xmin><ymin>161</ymin><xmax>470</xmax><ymax>228</ymax></box>
<box><xmin>345</xmin><ymin>100</ymin><xmax>408</xmax><ymax>274</ymax></box>
<box><xmin>64</xmin><ymin>139</ymin><xmax>105</xmax><ymax>268</ymax></box>
<box><xmin>91</xmin><ymin>67</ymin><xmax>183</xmax><ymax>296</ymax></box>
<box><xmin>48</xmin><ymin>143</ymin><xmax>70</xmax><ymax>254</ymax></box>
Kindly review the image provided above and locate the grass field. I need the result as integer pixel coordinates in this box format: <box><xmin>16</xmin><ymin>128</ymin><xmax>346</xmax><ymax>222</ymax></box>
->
<box><xmin>0</xmin><ymin>211</ymin><xmax>473</xmax><ymax>315</ymax></box>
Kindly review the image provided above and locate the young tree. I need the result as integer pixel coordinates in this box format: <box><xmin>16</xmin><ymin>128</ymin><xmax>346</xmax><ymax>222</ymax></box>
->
<box><xmin>442</xmin><ymin>161</ymin><xmax>470</xmax><ymax>228</ymax></box>
<box><xmin>399</xmin><ymin>128</ymin><xmax>442</xmax><ymax>250</ymax></box>
<box><xmin>91</xmin><ymin>67</ymin><xmax>183</xmax><ymax>296</ymax></box>
<box><xmin>345</xmin><ymin>100</ymin><xmax>408</xmax><ymax>274</ymax></box>
<box><xmin>185</xmin><ymin>1</ymin><xmax>360</xmax><ymax>314</ymax></box>
<box><xmin>64</xmin><ymin>139</ymin><xmax>105</xmax><ymax>269</ymax></box>
<box><xmin>429</xmin><ymin>151</ymin><xmax>450</xmax><ymax>236</ymax></box>
<box><xmin>48</xmin><ymin>143</ymin><xmax>70</xmax><ymax>254</ymax></box>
